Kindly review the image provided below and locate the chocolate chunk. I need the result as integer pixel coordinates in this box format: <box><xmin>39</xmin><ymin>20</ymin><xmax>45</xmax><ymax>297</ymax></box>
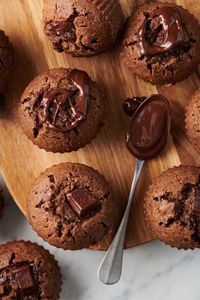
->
<box><xmin>0</xmin><ymin>263</ymin><xmax>38</xmax><ymax>298</ymax></box>
<box><xmin>138</xmin><ymin>6</ymin><xmax>190</xmax><ymax>56</ymax></box>
<box><xmin>192</xmin><ymin>186</ymin><xmax>200</xmax><ymax>217</ymax></box>
<box><xmin>67</xmin><ymin>188</ymin><xmax>100</xmax><ymax>218</ymax></box>
<box><xmin>126</xmin><ymin>94</ymin><xmax>171</xmax><ymax>160</ymax></box>
<box><xmin>123</xmin><ymin>97</ymin><xmax>146</xmax><ymax>116</ymax></box>
<box><xmin>12</xmin><ymin>265</ymin><xmax>35</xmax><ymax>291</ymax></box>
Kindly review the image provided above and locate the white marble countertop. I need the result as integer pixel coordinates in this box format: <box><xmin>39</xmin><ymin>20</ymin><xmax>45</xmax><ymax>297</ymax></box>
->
<box><xmin>0</xmin><ymin>174</ymin><xmax>200</xmax><ymax>300</ymax></box>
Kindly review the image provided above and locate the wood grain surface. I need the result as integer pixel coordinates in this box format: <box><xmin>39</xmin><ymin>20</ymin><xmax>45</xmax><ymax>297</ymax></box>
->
<box><xmin>0</xmin><ymin>0</ymin><xmax>199</xmax><ymax>250</ymax></box>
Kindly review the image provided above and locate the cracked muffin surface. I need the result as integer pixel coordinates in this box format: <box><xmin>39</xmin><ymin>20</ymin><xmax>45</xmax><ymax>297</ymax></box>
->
<box><xmin>0</xmin><ymin>240</ymin><xmax>61</xmax><ymax>299</ymax></box>
<box><xmin>26</xmin><ymin>162</ymin><xmax>119</xmax><ymax>250</ymax></box>
<box><xmin>43</xmin><ymin>0</ymin><xmax>124</xmax><ymax>57</ymax></box>
<box><xmin>18</xmin><ymin>68</ymin><xmax>105</xmax><ymax>153</ymax></box>
<box><xmin>120</xmin><ymin>2</ymin><xmax>200</xmax><ymax>85</ymax></box>
<box><xmin>144</xmin><ymin>165</ymin><xmax>200</xmax><ymax>249</ymax></box>
<box><xmin>0</xmin><ymin>30</ymin><xmax>14</xmax><ymax>93</ymax></box>
<box><xmin>185</xmin><ymin>88</ymin><xmax>200</xmax><ymax>154</ymax></box>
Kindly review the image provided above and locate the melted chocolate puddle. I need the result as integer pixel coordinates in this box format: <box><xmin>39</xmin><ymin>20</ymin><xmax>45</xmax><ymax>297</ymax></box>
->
<box><xmin>124</xmin><ymin>94</ymin><xmax>171</xmax><ymax>160</ymax></box>
<box><xmin>138</xmin><ymin>6</ymin><xmax>190</xmax><ymax>56</ymax></box>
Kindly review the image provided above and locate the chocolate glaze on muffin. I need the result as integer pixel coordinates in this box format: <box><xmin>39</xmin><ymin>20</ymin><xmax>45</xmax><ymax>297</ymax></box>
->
<box><xmin>121</xmin><ymin>2</ymin><xmax>200</xmax><ymax>85</ymax></box>
<box><xmin>43</xmin><ymin>0</ymin><xmax>124</xmax><ymax>57</ymax></box>
<box><xmin>18</xmin><ymin>68</ymin><xmax>105</xmax><ymax>153</ymax></box>
<box><xmin>0</xmin><ymin>30</ymin><xmax>14</xmax><ymax>93</ymax></box>
<box><xmin>0</xmin><ymin>240</ymin><xmax>61</xmax><ymax>299</ymax></box>
<box><xmin>26</xmin><ymin>162</ymin><xmax>119</xmax><ymax>250</ymax></box>
<box><xmin>185</xmin><ymin>88</ymin><xmax>200</xmax><ymax>153</ymax></box>
<box><xmin>144</xmin><ymin>165</ymin><xmax>200</xmax><ymax>249</ymax></box>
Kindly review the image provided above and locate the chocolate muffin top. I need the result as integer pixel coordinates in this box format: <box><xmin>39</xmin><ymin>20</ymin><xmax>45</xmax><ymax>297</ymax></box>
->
<box><xmin>121</xmin><ymin>2</ymin><xmax>200</xmax><ymax>85</ymax></box>
<box><xmin>0</xmin><ymin>186</ymin><xmax>5</xmax><ymax>218</ymax></box>
<box><xmin>43</xmin><ymin>0</ymin><xmax>124</xmax><ymax>57</ymax></box>
<box><xmin>18</xmin><ymin>68</ymin><xmax>105</xmax><ymax>153</ymax></box>
<box><xmin>0</xmin><ymin>30</ymin><xmax>14</xmax><ymax>93</ymax></box>
<box><xmin>26</xmin><ymin>162</ymin><xmax>119</xmax><ymax>250</ymax></box>
<box><xmin>144</xmin><ymin>165</ymin><xmax>200</xmax><ymax>249</ymax></box>
<box><xmin>0</xmin><ymin>240</ymin><xmax>61</xmax><ymax>299</ymax></box>
<box><xmin>185</xmin><ymin>88</ymin><xmax>200</xmax><ymax>153</ymax></box>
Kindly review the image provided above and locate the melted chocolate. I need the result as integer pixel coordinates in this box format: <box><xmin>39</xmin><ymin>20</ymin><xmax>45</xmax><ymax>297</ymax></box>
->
<box><xmin>123</xmin><ymin>97</ymin><xmax>146</xmax><ymax>116</ymax></box>
<box><xmin>67</xmin><ymin>188</ymin><xmax>100</xmax><ymax>219</ymax></box>
<box><xmin>48</xmin><ymin>20</ymin><xmax>76</xmax><ymax>43</ymax></box>
<box><xmin>126</xmin><ymin>94</ymin><xmax>171</xmax><ymax>160</ymax></box>
<box><xmin>47</xmin><ymin>12</ymin><xmax>78</xmax><ymax>43</ymax></box>
<box><xmin>38</xmin><ymin>69</ymin><xmax>89</xmax><ymax>132</ymax></box>
<box><xmin>138</xmin><ymin>6</ymin><xmax>190</xmax><ymax>56</ymax></box>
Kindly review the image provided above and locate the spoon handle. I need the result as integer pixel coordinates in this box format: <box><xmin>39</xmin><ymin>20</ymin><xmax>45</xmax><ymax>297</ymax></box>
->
<box><xmin>98</xmin><ymin>159</ymin><xmax>144</xmax><ymax>285</ymax></box>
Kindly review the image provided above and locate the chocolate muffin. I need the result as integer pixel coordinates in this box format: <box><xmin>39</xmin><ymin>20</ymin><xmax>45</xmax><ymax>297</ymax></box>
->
<box><xmin>0</xmin><ymin>30</ymin><xmax>14</xmax><ymax>93</ymax></box>
<box><xmin>144</xmin><ymin>165</ymin><xmax>200</xmax><ymax>249</ymax></box>
<box><xmin>0</xmin><ymin>240</ymin><xmax>61</xmax><ymax>299</ymax></box>
<box><xmin>0</xmin><ymin>186</ymin><xmax>5</xmax><ymax>218</ymax></box>
<box><xmin>43</xmin><ymin>0</ymin><xmax>124</xmax><ymax>57</ymax></box>
<box><xmin>18</xmin><ymin>68</ymin><xmax>104</xmax><ymax>153</ymax></box>
<box><xmin>185</xmin><ymin>88</ymin><xmax>200</xmax><ymax>153</ymax></box>
<box><xmin>121</xmin><ymin>2</ymin><xmax>200</xmax><ymax>85</ymax></box>
<box><xmin>26</xmin><ymin>162</ymin><xmax>119</xmax><ymax>250</ymax></box>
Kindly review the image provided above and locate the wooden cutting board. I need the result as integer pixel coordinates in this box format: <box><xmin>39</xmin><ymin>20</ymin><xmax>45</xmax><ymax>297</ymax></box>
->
<box><xmin>0</xmin><ymin>0</ymin><xmax>200</xmax><ymax>250</ymax></box>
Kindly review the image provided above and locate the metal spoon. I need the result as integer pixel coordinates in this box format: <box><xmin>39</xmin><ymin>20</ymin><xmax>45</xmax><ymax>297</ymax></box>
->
<box><xmin>98</xmin><ymin>159</ymin><xmax>145</xmax><ymax>285</ymax></box>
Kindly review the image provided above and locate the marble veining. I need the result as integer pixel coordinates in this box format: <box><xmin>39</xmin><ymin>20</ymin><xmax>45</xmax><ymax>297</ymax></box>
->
<box><xmin>0</xmin><ymin>173</ymin><xmax>199</xmax><ymax>300</ymax></box>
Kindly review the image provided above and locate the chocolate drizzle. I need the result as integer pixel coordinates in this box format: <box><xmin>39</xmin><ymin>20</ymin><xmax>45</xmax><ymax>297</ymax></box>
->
<box><xmin>138</xmin><ymin>6</ymin><xmax>190</xmax><ymax>56</ymax></box>
<box><xmin>37</xmin><ymin>69</ymin><xmax>89</xmax><ymax>132</ymax></box>
<box><xmin>126</xmin><ymin>94</ymin><xmax>171</xmax><ymax>160</ymax></box>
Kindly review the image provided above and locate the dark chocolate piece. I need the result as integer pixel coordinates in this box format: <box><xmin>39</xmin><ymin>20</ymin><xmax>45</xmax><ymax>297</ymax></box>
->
<box><xmin>67</xmin><ymin>188</ymin><xmax>100</xmax><ymax>218</ymax></box>
<box><xmin>0</xmin><ymin>263</ymin><xmax>38</xmax><ymax>298</ymax></box>
<box><xmin>138</xmin><ymin>6</ymin><xmax>190</xmax><ymax>56</ymax></box>
<box><xmin>38</xmin><ymin>69</ymin><xmax>89</xmax><ymax>132</ymax></box>
<box><xmin>192</xmin><ymin>186</ymin><xmax>200</xmax><ymax>217</ymax></box>
<box><xmin>126</xmin><ymin>94</ymin><xmax>171</xmax><ymax>160</ymax></box>
<box><xmin>123</xmin><ymin>97</ymin><xmax>146</xmax><ymax>116</ymax></box>
<box><xmin>12</xmin><ymin>265</ymin><xmax>34</xmax><ymax>291</ymax></box>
